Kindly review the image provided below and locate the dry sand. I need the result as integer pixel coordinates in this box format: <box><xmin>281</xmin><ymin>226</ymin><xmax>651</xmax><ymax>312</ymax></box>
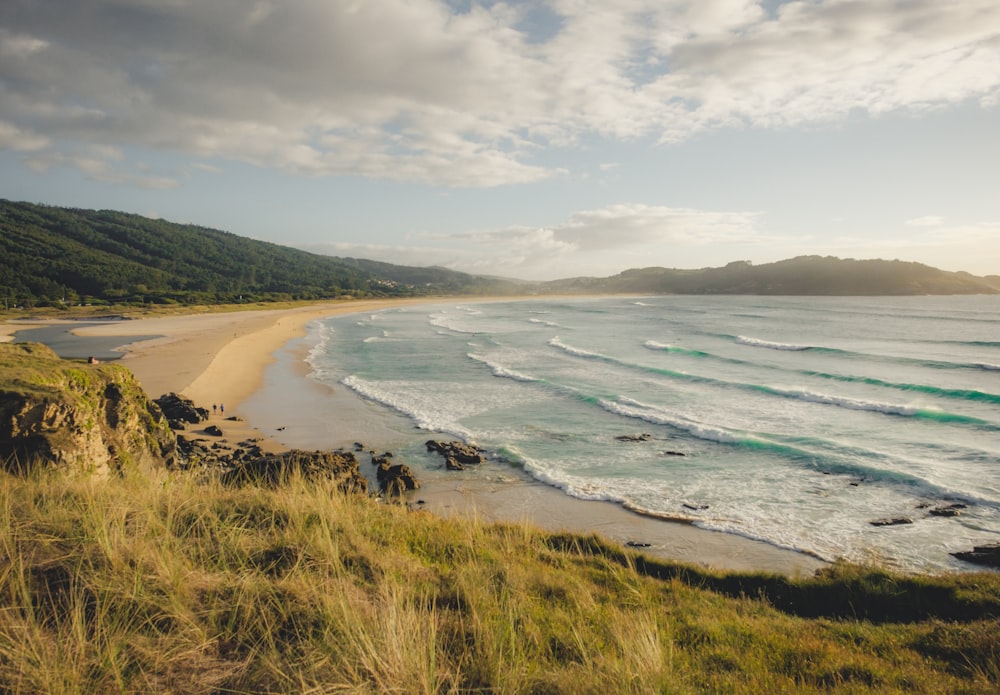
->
<box><xmin>3</xmin><ymin>299</ymin><xmax>827</xmax><ymax>575</ymax></box>
<box><xmin>75</xmin><ymin>299</ymin><xmax>439</xmax><ymax>455</ymax></box>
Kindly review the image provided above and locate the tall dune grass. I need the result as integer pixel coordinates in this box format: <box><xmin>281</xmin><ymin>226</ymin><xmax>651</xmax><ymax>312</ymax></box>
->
<box><xmin>0</xmin><ymin>465</ymin><xmax>997</xmax><ymax>693</ymax></box>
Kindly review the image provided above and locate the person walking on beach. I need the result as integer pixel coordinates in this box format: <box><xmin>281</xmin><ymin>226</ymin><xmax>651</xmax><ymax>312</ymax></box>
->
<box><xmin>220</xmin><ymin>403</ymin><xmax>224</xmax><ymax>415</ymax></box>
<box><xmin>213</xmin><ymin>404</ymin><xmax>217</xmax><ymax>415</ymax></box>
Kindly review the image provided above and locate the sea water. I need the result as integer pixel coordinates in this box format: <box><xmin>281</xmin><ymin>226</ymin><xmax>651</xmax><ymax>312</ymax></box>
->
<box><xmin>297</xmin><ymin>295</ymin><xmax>1000</xmax><ymax>572</ymax></box>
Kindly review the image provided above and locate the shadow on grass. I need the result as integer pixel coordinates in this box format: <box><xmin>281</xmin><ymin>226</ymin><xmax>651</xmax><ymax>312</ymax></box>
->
<box><xmin>544</xmin><ymin>532</ymin><xmax>1000</xmax><ymax>624</ymax></box>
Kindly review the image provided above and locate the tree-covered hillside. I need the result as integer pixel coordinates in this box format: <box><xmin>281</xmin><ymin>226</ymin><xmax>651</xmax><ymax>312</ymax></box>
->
<box><xmin>0</xmin><ymin>200</ymin><xmax>392</xmax><ymax>307</ymax></box>
<box><xmin>0</xmin><ymin>200</ymin><xmax>518</xmax><ymax>309</ymax></box>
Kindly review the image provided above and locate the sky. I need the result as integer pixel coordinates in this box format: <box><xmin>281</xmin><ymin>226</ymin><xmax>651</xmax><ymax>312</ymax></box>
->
<box><xmin>1</xmin><ymin>1</ymin><xmax>998</xmax><ymax>281</ymax></box>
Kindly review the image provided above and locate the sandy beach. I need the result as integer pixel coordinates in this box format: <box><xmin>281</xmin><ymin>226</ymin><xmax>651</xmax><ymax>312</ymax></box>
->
<box><xmin>3</xmin><ymin>299</ymin><xmax>826</xmax><ymax>576</ymax></box>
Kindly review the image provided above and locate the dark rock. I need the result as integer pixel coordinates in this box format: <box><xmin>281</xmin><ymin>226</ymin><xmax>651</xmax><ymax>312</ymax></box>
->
<box><xmin>376</xmin><ymin>461</ymin><xmax>420</xmax><ymax>494</ymax></box>
<box><xmin>445</xmin><ymin>456</ymin><xmax>465</xmax><ymax>471</ymax></box>
<box><xmin>154</xmin><ymin>392</ymin><xmax>209</xmax><ymax>425</ymax></box>
<box><xmin>370</xmin><ymin>452</ymin><xmax>394</xmax><ymax>467</ymax></box>
<box><xmin>226</xmin><ymin>415</ymin><xmax>244</xmax><ymax>421</ymax></box>
<box><xmin>683</xmin><ymin>503</ymin><xmax>709</xmax><ymax>511</ymax></box>
<box><xmin>204</xmin><ymin>425</ymin><xmax>223</xmax><ymax>437</ymax></box>
<box><xmin>626</xmin><ymin>541</ymin><xmax>651</xmax><ymax>548</ymax></box>
<box><xmin>929</xmin><ymin>503</ymin><xmax>967</xmax><ymax>517</ymax></box>
<box><xmin>951</xmin><ymin>543</ymin><xmax>1000</xmax><ymax>568</ymax></box>
<box><xmin>425</xmin><ymin>440</ymin><xmax>485</xmax><ymax>465</ymax></box>
<box><xmin>662</xmin><ymin>450</ymin><xmax>686</xmax><ymax>457</ymax></box>
<box><xmin>870</xmin><ymin>517</ymin><xmax>913</xmax><ymax>527</ymax></box>
<box><xmin>222</xmin><ymin>449</ymin><xmax>369</xmax><ymax>492</ymax></box>
<box><xmin>615</xmin><ymin>433</ymin><xmax>652</xmax><ymax>442</ymax></box>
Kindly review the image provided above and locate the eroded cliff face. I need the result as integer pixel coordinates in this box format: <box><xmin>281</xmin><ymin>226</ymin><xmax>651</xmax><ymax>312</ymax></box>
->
<box><xmin>0</xmin><ymin>343</ymin><xmax>176</xmax><ymax>474</ymax></box>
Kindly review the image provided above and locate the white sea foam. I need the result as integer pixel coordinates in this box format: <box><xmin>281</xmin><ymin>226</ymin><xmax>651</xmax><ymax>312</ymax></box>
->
<box><xmin>603</xmin><ymin>397</ymin><xmax>749</xmax><ymax>445</ymax></box>
<box><xmin>643</xmin><ymin>340</ymin><xmax>672</xmax><ymax>350</ymax></box>
<box><xmin>548</xmin><ymin>336</ymin><xmax>603</xmax><ymax>359</ymax></box>
<box><xmin>340</xmin><ymin>375</ymin><xmax>474</xmax><ymax>440</ymax></box>
<box><xmin>737</xmin><ymin>335</ymin><xmax>810</xmax><ymax>351</ymax></box>
<box><xmin>528</xmin><ymin>318</ymin><xmax>563</xmax><ymax>328</ymax></box>
<box><xmin>306</xmin><ymin>322</ymin><xmax>335</xmax><ymax>363</ymax></box>
<box><xmin>467</xmin><ymin>353</ymin><xmax>537</xmax><ymax>382</ymax></box>
<box><xmin>305</xmin><ymin>322</ymin><xmax>338</xmax><ymax>380</ymax></box>
<box><xmin>429</xmin><ymin>313</ymin><xmax>477</xmax><ymax>334</ymax></box>
<box><xmin>768</xmin><ymin>386</ymin><xmax>926</xmax><ymax>416</ymax></box>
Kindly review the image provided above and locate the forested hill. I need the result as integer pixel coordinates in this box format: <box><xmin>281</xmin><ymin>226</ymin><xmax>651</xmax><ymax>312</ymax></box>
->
<box><xmin>2</xmin><ymin>199</ymin><xmax>997</xmax><ymax>308</ymax></box>
<box><xmin>0</xmin><ymin>199</ymin><xmax>517</xmax><ymax>308</ymax></box>
<box><xmin>542</xmin><ymin>258</ymin><xmax>1000</xmax><ymax>296</ymax></box>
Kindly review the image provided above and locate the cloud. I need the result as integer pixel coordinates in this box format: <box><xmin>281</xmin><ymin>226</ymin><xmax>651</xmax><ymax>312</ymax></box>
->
<box><xmin>548</xmin><ymin>203</ymin><xmax>765</xmax><ymax>250</ymax></box>
<box><xmin>0</xmin><ymin>121</ymin><xmax>49</xmax><ymax>151</ymax></box>
<box><xmin>24</xmin><ymin>145</ymin><xmax>180</xmax><ymax>189</ymax></box>
<box><xmin>906</xmin><ymin>215</ymin><xmax>945</xmax><ymax>227</ymax></box>
<box><xmin>2</xmin><ymin>1</ymin><xmax>998</xmax><ymax>187</ymax></box>
<box><xmin>797</xmin><ymin>221</ymin><xmax>1000</xmax><ymax>274</ymax></box>
<box><xmin>307</xmin><ymin>202</ymin><xmax>768</xmax><ymax>279</ymax></box>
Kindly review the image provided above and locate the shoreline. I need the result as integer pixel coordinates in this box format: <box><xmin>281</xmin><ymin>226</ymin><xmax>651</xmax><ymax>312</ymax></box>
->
<box><xmin>2</xmin><ymin>299</ymin><xmax>827</xmax><ymax>576</ymax></box>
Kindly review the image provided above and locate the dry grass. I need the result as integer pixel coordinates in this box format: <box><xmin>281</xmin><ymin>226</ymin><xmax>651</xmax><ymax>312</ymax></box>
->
<box><xmin>0</xmin><ymin>465</ymin><xmax>997</xmax><ymax>693</ymax></box>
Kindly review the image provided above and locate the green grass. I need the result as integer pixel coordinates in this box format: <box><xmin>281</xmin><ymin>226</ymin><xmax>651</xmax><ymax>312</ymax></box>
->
<box><xmin>0</xmin><ymin>466</ymin><xmax>997</xmax><ymax>693</ymax></box>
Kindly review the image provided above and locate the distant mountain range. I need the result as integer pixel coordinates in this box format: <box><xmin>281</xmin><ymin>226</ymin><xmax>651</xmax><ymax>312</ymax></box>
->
<box><xmin>1</xmin><ymin>199</ymin><xmax>997</xmax><ymax>308</ymax></box>
<box><xmin>543</xmin><ymin>258</ymin><xmax>1000</xmax><ymax>296</ymax></box>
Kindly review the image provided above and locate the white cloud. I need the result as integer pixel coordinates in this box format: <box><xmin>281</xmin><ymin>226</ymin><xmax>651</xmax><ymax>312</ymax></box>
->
<box><xmin>1</xmin><ymin>1</ymin><xmax>998</xmax><ymax>187</ymax></box>
<box><xmin>0</xmin><ymin>121</ymin><xmax>49</xmax><ymax>151</ymax></box>
<box><xmin>548</xmin><ymin>203</ymin><xmax>765</xmax><ymax>250</ymax></box>
<box><xmin>24</xmin><ymin>145</ymin><xmax>180</xmax><ymax>189</ymax></box>
<box><xmin>797</xmin><ymin>221</ymin><xmax>1000</xmax><ymax>275</ymax></box>
<box><xmin>305</xmin><ymin>202</ymin><xmax>770</xmax><ymax>279</ymax></box>
<box><xmin>0</xmin><ymin>29</ymin><xmax>49</xmax><ymax>58</ymax></box>
<box><xmin>906</xmin><ymin>216</ymin><xmax>945</xmax><ymax>227</ymax></box>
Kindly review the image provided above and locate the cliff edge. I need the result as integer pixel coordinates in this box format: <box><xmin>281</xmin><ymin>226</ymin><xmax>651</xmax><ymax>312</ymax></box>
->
<box><xmin>0</xmin><ymin>342</ymin><xmax>176</xmax><ymax>474</ymax></box>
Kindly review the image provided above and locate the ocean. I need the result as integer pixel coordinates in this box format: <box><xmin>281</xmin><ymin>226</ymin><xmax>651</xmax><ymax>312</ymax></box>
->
<box><xmin>254</xmin><ymin>295</ymin><xmax>1000</xmax><ymax>572</ymax></box>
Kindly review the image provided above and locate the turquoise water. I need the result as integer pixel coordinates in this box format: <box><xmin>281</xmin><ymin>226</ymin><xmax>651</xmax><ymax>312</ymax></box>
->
<box><xmin>299</xmin><ymin>295</ymin><xmax>1000</xmax><ymax>571</ymax></box>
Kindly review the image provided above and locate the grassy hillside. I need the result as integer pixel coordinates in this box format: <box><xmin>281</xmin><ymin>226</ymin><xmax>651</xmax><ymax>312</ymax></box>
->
<box><xmin>0</xmin><ymin>200</ymin><xmax>515</xmax><ymax>309</ymax></box>
<box><xmin>1</xmin><ymin>464</ymin><xmax>998</xmax><ymax>693</ymax></box>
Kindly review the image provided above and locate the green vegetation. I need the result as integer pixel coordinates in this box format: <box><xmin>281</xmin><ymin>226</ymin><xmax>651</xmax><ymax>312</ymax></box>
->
<box><xmin>0</xmin><ymin>343</ymin><xmax>176</xmax><ymax>475</ymax></box>
<box><xmin>0</xmin><ymin>199</ymin><xmax>517</xmax><ymax>310</ymax></box>
<box><xmin>1</xmin><ymin>464</ymin><xmax>997</xmax><ymax>693</ymax></box>
<box><xmin>5</xmin><ymin>198</ymin><xmax>998</xmax><ymax>313</ymax></box>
